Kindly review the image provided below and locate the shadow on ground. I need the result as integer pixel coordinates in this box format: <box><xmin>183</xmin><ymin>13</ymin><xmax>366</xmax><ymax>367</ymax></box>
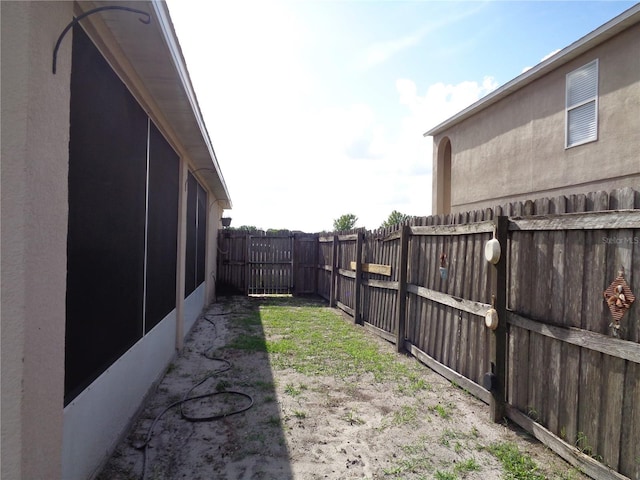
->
<box><xmin>97</xmin><ymin>294</ymin><xmax>294</xmax><ymax>480</ymax></box>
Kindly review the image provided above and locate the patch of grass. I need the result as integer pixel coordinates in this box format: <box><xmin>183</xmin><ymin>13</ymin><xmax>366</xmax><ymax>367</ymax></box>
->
<box><xmin>487</xmin><ymin>441</ymin><xmax>545</xmax><ymax>480</ymax></box>
<box><xmin>400</xmin><ymin>443</ymin><xmax>423</xmax><ymax>455</ymax></box>
<box><xmin>526</xmin><ymin>406</ymin><xmax>540</xmax><ymax>422</ymax></box>
<box><xmin>254</xmin><ymin>380</ymin><xmax>275</xmax><ymax>390</ymax></box>
<box><xmin>284</xmin><ymin>383</ymin><xmax>306</xmax><ymax>396</ymax></box>
<box><xmin>397</xmin><ymin>373</ymin><xmax>432</xmax><ymax>395</ymax></box>
<box><xmin>434</xmin><ymin>470</ymin><xmax>456</xmax><ymax>480</ymax></box>
<box><xmin>439</xmin><ymin>428</ymin><xmax>478</xmax><ymax>454</ymax></box>
<box><xmin>233</xmin><ymin>311</ymin><xmax>262</xmax><ymax>328</ymax></box>
<box><xmin>258</xmin><ymin>299</ymin><xmax>412</xmax><ymax>382</ymax></box>
<box><xmin>228</xmin><ymin>334</ymin><xmax>266</xmax><ymax>352</ymax></box>
<box><xmin>429</xmin><ymin>402</ymin><xmax>454</xmax><ymax>420</ymax></box>
<box><xmin>342</xmin><ymin>410</ymin><xmax>365</xmax><ymax>425</ymax></box>
<box><xmin>575</xmin><ymin>432</ymin><xmax>602</xmax><ymax>462</ymax></box>
<box><xmin>392</xmin><ymin>405</ymin><xmax>419</xmax><ymax>425</ymax></box>
<box><xmin>439</xmin><ymin>429</ymin><xmax>457</xmax><ymax>447</ymax></box>
<box><xmin>553</xmin><ymin>468</ymin><xmax>585</xmax><ymax>480</ymax></box>
<box><xmin>293</xmin><ymin>410</ymin><xmax>307</xmax><ymax>419</ymax></box>
<box><xmin>454</xmin><ymin>457</ymin><xmax>480</xmax><ymax>474</ymax></box>
<box><xmin>383</xmin><ymin>455</ymin><xmax>432</xmax><ymax>476</ymax></box>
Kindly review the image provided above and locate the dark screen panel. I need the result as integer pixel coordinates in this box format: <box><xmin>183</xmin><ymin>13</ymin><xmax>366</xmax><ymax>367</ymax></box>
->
<box><xmin>196</xmin><ymin>183</ymin><xmax>207</xmax><ymax>286</ymax></box>
<box><xmin>66</xmin><ymin>25</ymin><xmax>147</xmax><ymax>404</ymax></box>
<box><xmin>184</xmin><ymin>173</ymin><xmax>197</xmax><ymax>296</ymax></box>
<box><xmin>145</xmin><ymin>123</ymin><xmax>179</xmax><ymax>332</ymax></box>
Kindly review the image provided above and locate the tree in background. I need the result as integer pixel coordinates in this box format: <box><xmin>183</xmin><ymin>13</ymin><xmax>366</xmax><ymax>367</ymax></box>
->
<box><xmin>380</xmin><ymin>210</ymin><xmax>410</xmax><ymax>229</ymax></box>
<box><xmin>333</xmin><ymin>213</ymin><xmax>358</xmax><ymax>232</ymax></box>
<box><xmin>230</xmin><ymin>225</ymin><xmax>261</xmax><ymax>233</ymax></box>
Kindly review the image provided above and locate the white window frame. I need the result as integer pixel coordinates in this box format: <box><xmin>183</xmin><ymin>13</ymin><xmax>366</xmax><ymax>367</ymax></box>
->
<box><xmin>565</xmin><ymin>59</ymin><xmax>599</xmax><ymax>148</ymax></box>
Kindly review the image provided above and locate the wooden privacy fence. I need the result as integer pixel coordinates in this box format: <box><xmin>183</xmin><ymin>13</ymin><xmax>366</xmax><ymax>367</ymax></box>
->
<box><xmin>217</xmin><ymin>231</ymin><xmax>317</xmax><ymax>295</ymax></box>
<box><xmin>218</xmin><ymin>187</ymin><xmax>640</xmax><ymax>480</ymax></box>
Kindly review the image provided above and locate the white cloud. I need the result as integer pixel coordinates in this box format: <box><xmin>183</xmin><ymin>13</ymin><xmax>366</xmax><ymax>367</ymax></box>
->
<box><xmin>521</xmin><ymin>48</ymin><xmax>562</xmax><ymax>73</ymax></box>
<box><xmin>541</xmin><ymin>48</ymin><xmax>562</xmax><ymax>62</ymax></box>
<box><xmin>398</xmin><ymin>76</ymin><xmax>498</xmax><ymax>134</ymax></box>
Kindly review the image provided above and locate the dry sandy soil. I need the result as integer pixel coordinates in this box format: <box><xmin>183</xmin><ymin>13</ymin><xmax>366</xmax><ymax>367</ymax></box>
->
<box><xmin>98</xmin><ymin>295</ymin><xmax>588</xmax><ymax>480</ymax></box>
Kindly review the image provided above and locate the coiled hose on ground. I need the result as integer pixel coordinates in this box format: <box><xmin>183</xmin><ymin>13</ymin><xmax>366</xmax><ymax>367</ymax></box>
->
<box><xmin>134</xmin><ymin>310</ymin><xmax>254</xmax><ymax>479</ymax></box>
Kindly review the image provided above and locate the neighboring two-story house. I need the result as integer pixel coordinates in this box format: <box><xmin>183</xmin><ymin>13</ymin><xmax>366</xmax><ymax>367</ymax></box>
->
<box><xmin>425</xmin><ymin>4</ymin><xmax>640</xmax><ymax>215</ymax></box>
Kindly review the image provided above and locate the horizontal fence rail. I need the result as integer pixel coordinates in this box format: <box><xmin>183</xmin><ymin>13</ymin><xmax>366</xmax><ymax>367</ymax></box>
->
<box><xmin>217</xmin><ymin>187</ymin><xmax>639</xmax><ymax>479</ymax></box>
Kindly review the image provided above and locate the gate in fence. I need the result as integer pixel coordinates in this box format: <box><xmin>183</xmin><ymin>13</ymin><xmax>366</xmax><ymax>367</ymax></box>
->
<box><xmin>217</xmin><ymin>232</ymin><xmax>317</xmax><ymax>295</ymax></box>
<box><xmin>248</xmin><ymin>235</ymin><xmax>293</xmax><ymax>295</ymax></box>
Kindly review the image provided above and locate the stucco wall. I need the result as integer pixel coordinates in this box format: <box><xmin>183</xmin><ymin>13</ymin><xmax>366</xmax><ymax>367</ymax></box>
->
<box><xmin>1</xmin><ymin>4</ymin><xmax>228</xmax><ymax>479</ymax></box>
<box><xmin>433</xmin><ymin>24</ymin><xmax>640</xmax><ymax>213</ymax></box>
<box><xmin>1</xmin><ymin>2</ymin><xmax>73</xmax><ymax>478</ymax></box>
<box><xmin>62</xmin><ymin>311</ymin><xmax>177</xmax><ymax>480</ymax></box>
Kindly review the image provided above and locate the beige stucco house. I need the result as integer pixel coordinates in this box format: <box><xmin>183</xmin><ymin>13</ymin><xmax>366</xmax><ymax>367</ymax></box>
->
<box><xmin>1</xmin><ymin>1</ymin><xmax>231</xmax><ymax>478</ymax></box>
<box><xmin>425</xmin><ymin>4</ymin><xmax>640</xmax><ymax>215</ymax></box>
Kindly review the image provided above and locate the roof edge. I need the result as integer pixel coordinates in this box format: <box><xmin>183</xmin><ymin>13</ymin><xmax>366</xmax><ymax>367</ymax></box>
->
<box><xmin>423</xmin><ymin>3</ymin><xmax>640</xmax><ymax>138</ymax></box>
<box><xmin>151</xmin><ymin>0</ymin><xmax>232</xmax><ymax>210</ymax></box>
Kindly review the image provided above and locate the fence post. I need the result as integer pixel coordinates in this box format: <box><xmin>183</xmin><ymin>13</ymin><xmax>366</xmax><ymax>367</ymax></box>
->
<box><xmin>354</xmin><ymin>232</ymin><xmax>363</xmax><ymax>324</ymax></box>
<box><xmin>396</xmin><ymin>225</ymin><xmax>410</xmax><ymax>353</ymax></box>
<box><xmin>329</xmin><ymin>235</ymin><xmax>338</xmax><ymax>307</ymax></box>
<box><xmin>489</xmin><ymin>215</ymin><xmax>508</xmax><ymax>422</ymax></box>
<box><xmin>291</xmin><ymin>234</ymin><xmax>297</xmax><ymax>295</ymax></box>
<box><xmin>244</xmin><ymin>233</ymin><xmax>251</xmax><ymax>295</ymax></box>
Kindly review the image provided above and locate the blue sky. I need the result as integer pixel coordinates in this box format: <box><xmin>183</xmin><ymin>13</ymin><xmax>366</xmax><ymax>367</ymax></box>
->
<box><xmin>167</xmin><ymin>0</ymin><xmax>637</xmax><ymax>232</ymax></box>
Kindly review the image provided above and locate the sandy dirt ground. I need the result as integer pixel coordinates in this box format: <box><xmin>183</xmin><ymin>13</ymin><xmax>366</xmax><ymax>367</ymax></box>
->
<box><xmin>97</xmin><ymin>295</ymin><xmax>587</xmax><ymax>480</ymax></box>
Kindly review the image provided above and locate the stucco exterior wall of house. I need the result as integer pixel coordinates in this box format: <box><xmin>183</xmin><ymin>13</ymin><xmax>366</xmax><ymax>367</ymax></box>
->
<box><xmin>432</xmin><ymin>24</ymin><xmax>640</xmax><ymax>213</ymax></box>
<box><xmin>59</xmin><ymin>9</ymin><xmax>225</xmax><ymax>478</ymax></box>
<box><xmin>2</xmin><ymin>3</ymin><xmax>230</xmax><ymax>479</ymax></box>
<box><xmin>1</xmin><ymin>2</ymin><xmax>73</xmax><ymax>478</ymax></box>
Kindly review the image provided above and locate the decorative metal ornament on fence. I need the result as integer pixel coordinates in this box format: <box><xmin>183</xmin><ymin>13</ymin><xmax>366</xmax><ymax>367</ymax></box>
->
<box><xmin>439</xmin><ymin>252</ymin><xmax>448</xmax><ymax>280</ymax></box>
<box><xmin>603</xmin><ymin>268</ymin><xmax>635</xmax><ymax>337</ymax></box>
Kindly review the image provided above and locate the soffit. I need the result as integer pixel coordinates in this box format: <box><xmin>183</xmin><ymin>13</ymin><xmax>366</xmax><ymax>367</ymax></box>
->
<box><xmin>75</xmin><ymin>0</ymin><xmax>231</xmax><ymax>209</ymax></box>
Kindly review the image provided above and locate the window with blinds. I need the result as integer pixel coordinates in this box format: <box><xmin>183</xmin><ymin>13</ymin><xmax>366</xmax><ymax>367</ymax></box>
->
<box><xmin>566</xmin><ymin>59</ymin><xmax>598</xmax><ymax>148</ymax></box>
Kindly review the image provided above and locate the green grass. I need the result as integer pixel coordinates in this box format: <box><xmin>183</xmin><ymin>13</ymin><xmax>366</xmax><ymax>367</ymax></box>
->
<box><xmin>254</xmin><ymin>298</ymin><xmax>417</xmax><ymax>383</ymax></box>
<box><xmin>487</xmin><ymin>442</ymin><xmax>545</xmax><ymax>480</ymax></box>
<box><xmin>434</xmin><ymin>471</ymin><xmax>456</xmax><ymax>480</ymax></box>
<box><xmin>228</xmin><ymin>333</ymin><xmax>265</xmax><ymax>352</ymax></box>
<box><xmin>428</xmin><ymin>402</ymin><xmax>454</xmax><ymax>420</ymax></box>
<box><xmin>254</xmin><ymin>380</ymin><xmax>275</xmax><ymax>390</ymax></box>
<box><xmin>392</xmin><ymin>405</ymin><xmax>419</xmax><ymax>425</ymax></box>
<box><xmin>397</xmin><ymin>373</ymin><xmax>432</xmax><ymax>395</ymax></box>
<box><xmin>454</xmin><ymin>457</ymin><xmax>480</xmax><ymax>474</ymax></box>
<box><xmin>383</xmin><ymin>455</ymin><xmax>432</xmax><ymax>476</ymax></box>
<box><xmin>284</xmin><ymin>383</ymin><xmax>306</xmax><ymax>397</ymax></box>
